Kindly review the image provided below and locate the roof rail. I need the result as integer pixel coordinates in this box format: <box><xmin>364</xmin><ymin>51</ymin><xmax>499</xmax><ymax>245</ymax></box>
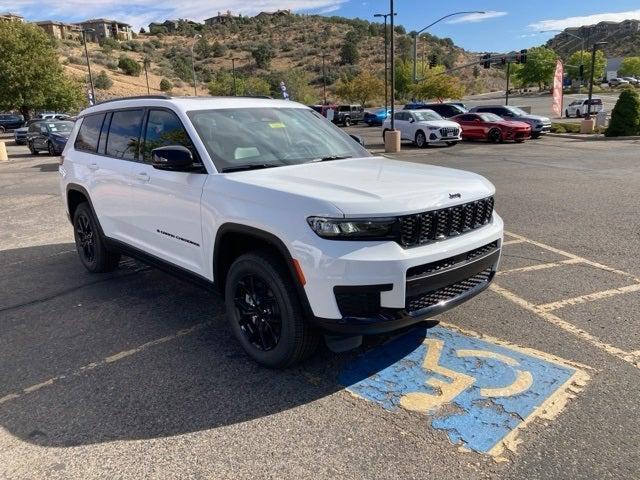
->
<box><xmin>95</xmin><ymin>95</ymin><xmax>171</xmax><ymax>105</ymax></box>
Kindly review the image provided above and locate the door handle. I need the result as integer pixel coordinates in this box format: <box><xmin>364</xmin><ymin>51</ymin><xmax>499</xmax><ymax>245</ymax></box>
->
<box><xmin>88</xmin><ymin>163</ymin><xmax>99</xmax><ymax>171</ymax></box>
<box><xmin>135</xmin><ymin>172</ymin><xmax>150</xmax><ymax>182</ymax></box>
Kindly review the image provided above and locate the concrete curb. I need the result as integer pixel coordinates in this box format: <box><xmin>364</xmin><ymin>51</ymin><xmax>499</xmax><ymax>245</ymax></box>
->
<box><xmin>546</xmin><ymin>133</ymin><xmax>640</xmax><ymax>141</ymax></box>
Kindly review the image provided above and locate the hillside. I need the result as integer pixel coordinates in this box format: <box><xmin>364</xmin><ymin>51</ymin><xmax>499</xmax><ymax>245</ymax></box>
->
<box><xmin>545</xmin><ymin>19</ymin><xmax>640</xmax><ymax>58</ymax></box>
<box><xmin>58</xmin><ymin>13</ymin><xmax>506</xmax><ymax>104</ymax></box>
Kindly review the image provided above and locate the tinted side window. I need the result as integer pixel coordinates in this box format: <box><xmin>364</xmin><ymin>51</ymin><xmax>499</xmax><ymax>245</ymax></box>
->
<box><xmin>74</xmin><ymin>113</ymin><xmax>105</xmax><ymax>153</ymax></box>
<box><xmin>106</xmin><ymin>109</ymin><xmax>144</xmax><ymax>160</ymax></box>
<box><xmin>143</xmin><ymin>109</ymin><xmax>196</xmax><ymax>162</ymax></box>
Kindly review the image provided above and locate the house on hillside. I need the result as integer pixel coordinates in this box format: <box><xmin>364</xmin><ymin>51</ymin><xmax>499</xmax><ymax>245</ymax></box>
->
<box><xmin>35</xmin><ymin>20</ymin><xmax>81</xmax><ymax>40</ymax></box>
<box><xmin>0</xmin><ymin>12</ymin><xmax>24</xmax><ymax>22</ymax></box>
<box><xmin>149</xmin><ymin>19</ymin><xmax>199</xmax><ymax>33</ymax></box>
<box><xmin>204</xmin><ymin>11</ymin><xmax>238</xmax><ymax>26</ymax></box>
<box><xmin>77</xmin><ymin>18</ymin><xmax>133</xmax><ymax>42</ymax></box>
<box><xmin>255</xmin><ymin>9</ymin><xmax>291</xmax><ymax>20</ymax></box>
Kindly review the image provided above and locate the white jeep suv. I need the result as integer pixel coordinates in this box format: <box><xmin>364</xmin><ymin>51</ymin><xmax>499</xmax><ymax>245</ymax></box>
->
<box><xmin>382</xmin><ymin>109</ymin><xmax>462</xmax><ymax>147</ymax></box>
<box><xmin>59</xmin><ymin>96</ymin><xmax>503</xmax><ymax>367</ymax></box>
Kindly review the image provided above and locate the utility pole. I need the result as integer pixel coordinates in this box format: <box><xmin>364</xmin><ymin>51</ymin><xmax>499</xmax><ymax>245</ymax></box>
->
<box><xmin>231</xmin><ymin>57</ymin><xmax>240</xmax><ymax>96</ymax></box>
<box><xmin>390</xmin><ymin>0</ymin><xmax>395</xmax><ymax>131</ymax></box>
<box><xmin>374</xmin><ymin>12</ymin><xmax>394</xmax><ymax>111</ymax></box>
<box><xmin>81</xmin><ymin>29</ymin><xmax>96</xmax><ymax>104</ymax></box>
<box><xmin>143</xmin><ymin>57</ymin><xmax>151</xmax><ymax>94</ymax></box>
<box><xmin>587</xmin><ymin>42</ymin><xmax>607</xmax><ymax>118</ymax></box>
<box><xmin>505</xmin><ymin>62</ymin><xmax>511</xmax><ymax>105</ymax></box>
<box><xmin>321</xmin><ymin>53</ymin><xmax>328</xmax><ymax>104</ymax></box>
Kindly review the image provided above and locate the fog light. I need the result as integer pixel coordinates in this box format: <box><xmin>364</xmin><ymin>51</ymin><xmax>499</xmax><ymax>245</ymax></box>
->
<box><xmin>429</xmin><ymin>133</ymin><xmax>437</xmax><ymax>140</ymax></box>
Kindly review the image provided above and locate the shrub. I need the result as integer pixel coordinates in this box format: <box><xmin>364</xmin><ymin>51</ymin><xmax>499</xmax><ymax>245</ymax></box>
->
<box><xmin>606</xmin><ymin>88</ymin><xmax>640</xmax><ymax>137</ymax></box>
<box><xmin>159</xmin><ymin>78</ymin><xmax>173</xmax><ymax>92</ymax></box>
<box><xmin>67</xmin><ymin>55</ymin><xmax>85</xmax><ymax>65</ymax></box>
<box><xmin>252</xmin><ymin>43</ymin><xmax>274</xmax><ymax>69</ymax></box>
<box><xmin>118</xmin><ymin>56</ymin><xmax>141</xmax><ymax>76</ymax></box>
<box><xmin>94</xmin><ymin>70</ymin><xmax>113</xmax><ymax>90</ymax></box>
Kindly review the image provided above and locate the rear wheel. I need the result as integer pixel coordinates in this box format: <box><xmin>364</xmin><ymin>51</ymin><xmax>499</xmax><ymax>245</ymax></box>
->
<box><xmin>225</xmin><ymin>251</ymin><xmax>320</xmax><ymax>368</ymax></box>
<box><xmin>343</xmin><ymin>116</ymin><xmax>351</xmax><ymax>127</ymax></box>
<box><xmin>73</xmin><ymin>203</ymin><xmax>121</xmax><ymax>273</ymax></box>
<box><xmin>488</xmin><ymin>128</ymin><xmax>503</xmax><ymax>143</ymax></box>
<box><xmin>414</xmin><ymin>130</ymin><xmax>427</xmax><ymax>148</ymax></box>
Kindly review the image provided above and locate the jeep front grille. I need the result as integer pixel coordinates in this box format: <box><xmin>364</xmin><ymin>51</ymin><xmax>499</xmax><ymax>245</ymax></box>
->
<box><xmin>439</xmin><ymin>127</ymin><xmax>459</xmax><ymax>137</ymax></box>
<box><xmin>398</xmin><ymin>196</ymin><xmax>494</xmax><ymax>247</ymax></box>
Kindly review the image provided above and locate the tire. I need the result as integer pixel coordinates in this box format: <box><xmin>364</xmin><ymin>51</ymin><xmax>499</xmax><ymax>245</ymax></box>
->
<box><xmin>414</xmin><ymin>130</ymin><xmax>427</xmax><ymax>148</ymax></box>
<box><xmin>565</xmin><ymin>109</ymin><xmax>570</xmax><ymax>118</ymax></box>
<box><xmin>47</xmin><ymin>141</ymin><xmax>56</xmax><ymax>156</ymax></box>
<box><xmin>28</xmin><ymin>141</ymin><xmax>38</xmax><ymax>155</ymax></box>
<box><xmin>576</xmin><ymin>109</ymin><xmax>581</xmax><ymax>118</ymax></box>
<box><xmin>72</xmin><ymin>202</ymin><xmax>121</xmax><ymax>273</ymax></box>
<box><xmin>487</xmin><ymin>128</ymin><xmax>502</xmax><ymax>143</ymax></box>
<box><xmin>531</xmin><ymin>132</ymin><xmax>542</xmax><ymax>139</ymax></box>
<box><xmin>225</xmin><ymin>251</ymin><xmax>320</xmax><ymax>368</ymax></box>
<box><xmin>515</xmin><ymin>138</ymin><xmax>525</xmax><ymax>143</ymax></box>
<box><xmin>343</xmin><ymin>116</ymin><xmax>351</xmax><ymax>127</ymax></box>
<box><xmin>0</xmin><ymin>126</ymin><xmax>5</xmax><ymax>133</ymax></box>
<box><xmin>446</xmin><ymin>141</ymin><xmax>458</xmax><ymax>147</ymax></box>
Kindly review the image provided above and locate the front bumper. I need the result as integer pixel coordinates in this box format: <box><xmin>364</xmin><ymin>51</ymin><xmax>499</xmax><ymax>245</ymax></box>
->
<box><xmin>297</xmin><ymin>214</ymin><xmax>503</xmax><ymax>334</ymax></box>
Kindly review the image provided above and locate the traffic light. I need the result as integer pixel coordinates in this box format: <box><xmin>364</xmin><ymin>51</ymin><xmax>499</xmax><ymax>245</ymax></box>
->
<box><xmin>481</xmin><ymin>54</ymin><xmax>491</xmax><ymax>69</ymax></box>
<box><xmin>428</xmin><ymin>54</ymin><xmax>437</xmax><ymax>69</ymax></box>
<box><xmin>520</xmin><ymin>49</ymin><xmax>527</xmax><ymax>64</ymax></box>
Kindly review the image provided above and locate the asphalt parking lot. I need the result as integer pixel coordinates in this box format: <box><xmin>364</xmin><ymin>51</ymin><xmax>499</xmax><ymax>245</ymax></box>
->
<box><xmin>1</xmin><ymin>131</ymin><xmax>640</xmax><ymax>479</ymax></box>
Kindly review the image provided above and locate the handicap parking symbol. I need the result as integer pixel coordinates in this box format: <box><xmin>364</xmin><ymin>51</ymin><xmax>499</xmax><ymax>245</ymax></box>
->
<box><xmin>339</xmin><ymin>325</ymin><xmax>587</xmax><ymax>456</ymax></box>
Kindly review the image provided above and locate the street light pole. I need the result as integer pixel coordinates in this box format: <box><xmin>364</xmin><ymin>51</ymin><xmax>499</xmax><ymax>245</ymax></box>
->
<box><xmin>231</xmin><ymin>57</ymin><xmax>240</xmax><ymax>96</ymax></box>
<box><xmin>390</xmin><ymin>0</ymin><xmax>395</xmax><ymax>131</ymax></box>
<box><xmin>374</xmin><ymin>13</ymin><xmax>395</xmax><ymax>112</ymax></box>
<box><xmin>412</xmin><ymin>11</ymin><xmax>485</xmax><ymax>83</ymax></box>
<box><xmin>81</xmin><ymin>29</ymin><xmax>96</xmax><ymax>104</ymax></box>
<box><xmin>190</xmin><ymin>34</ymin><xmax>202</xmax><ymax>96</ymax></box>
<box><xmin>587</xmin><ymin>42</ymin><xmax>607</xmax><ymax>118</ymax></box>
<box><xmin>143</xmin><ymin>57</ymin><xmax>151</xmax><ymax>94</ymax></box>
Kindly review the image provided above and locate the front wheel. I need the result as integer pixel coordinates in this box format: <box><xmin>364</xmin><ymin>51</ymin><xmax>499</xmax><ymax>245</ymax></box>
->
<box><xmin>414</xmin><ymin>130</ymin><xmax>427</xmax><ymax>148</ymax></box>
<box><xmin>73</xmin><ymin>203</ymin><xmax>121</xmax><ymax>273</ymax></box>
<box><xmin>47</xmin><ymin>141</ymin><xmax>56</xmax><ymax>156</ymax></box>
<box><xmin>225</xmin><ymin>251</ymin><xmax>320</xmax><ymax>368</ymax></box>
<box><xmin>576</xmin><ymin>109</ymin><xmax>581</xmax><ymax>118</ymax></box>
<box><xmin>343</xmin><ymin>116</ymin><xmax>351</xmax><ymax>127</ymax></box>
<box><xmin>488</xmin><ymin>128</ymin><xmax>502</xmax><ymax>143</ymax></box>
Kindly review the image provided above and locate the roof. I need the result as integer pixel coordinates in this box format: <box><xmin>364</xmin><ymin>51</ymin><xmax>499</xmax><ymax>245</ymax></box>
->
<box><xmin>35</xmin><ymin>20</ymin><xmax>77</xmax><ymax>26</ymax></box>
<box><xmin>78</xmin><ymin>18</ymin><xmax>132</xmax><ymax>27</ymax></box>
<box><xmin>78</xmin><ymin>96</ymin><xmax>307</xmax><ymax>117</ymax></box>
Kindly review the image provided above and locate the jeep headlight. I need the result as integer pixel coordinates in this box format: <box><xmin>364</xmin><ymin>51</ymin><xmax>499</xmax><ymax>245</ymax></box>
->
<box><xmin>307</xmin><ymin>216</ymin><xmax>397</xmax><ymax>239</ymax></box>
<box><xmin>428</xmin><ymin>126</ymin><xmax>439</xmax><ymax>131</ymax></box>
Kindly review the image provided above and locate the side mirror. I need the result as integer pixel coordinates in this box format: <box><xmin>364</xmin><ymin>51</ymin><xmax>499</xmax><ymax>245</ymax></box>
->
<box><xmin>151</xmin><ymin>145</ymin><xmax>194</xmax><ymax>171</ymax></box>
<box><xmin>474</xmin><ymin>118</ymin><xmax>481</xmax><ymax>122</ymax></box>
<box><xmin>349</xmin><ymin>134</ymin><xmax>365</xmax><ymax>147</ymax></box>
<box><xmin>409</xmin><ymin>118</ymin><xmax>415</xmax><ymax>123</ymax></box>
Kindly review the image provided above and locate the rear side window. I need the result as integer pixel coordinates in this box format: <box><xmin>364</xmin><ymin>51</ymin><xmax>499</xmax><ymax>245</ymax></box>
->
<box><xmin>74</xmin><ymin>113</ymin><xmax>105</xmax><ymax>152</ymax></box>
<box><xmin>142</xmin><ymin>109</ymin><xmax>197</xmax><ymax>162</ymax></box>
<box><xmin>106</xmin><ymin>109</ymin><xmax>144</xmax><ymax>160</ymax></box>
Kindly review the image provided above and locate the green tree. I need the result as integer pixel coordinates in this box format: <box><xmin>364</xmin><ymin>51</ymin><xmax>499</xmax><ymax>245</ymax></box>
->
<box><xmin>244</xmin><ymin>77</ymin><xmax>270</xmax><ymax>96</ymax></box>
<box><xmin>194</xmin><ymin>36</ymin><xmax>211</xmax><ymax>58</ymax></box>
<box><xmin>340</xmin><ymin>31</ymin><xmax>360</xmax><ymax>65</ymax></box>
<box><xmin>0</xmin><ymin>21</ymin><xmax>84</xmax><ymax>119</ymax></box>
<box><xmin>565</xmin><ymin>50</ymin><xmax>606</xmax><ymax>81</ymax></box>
<box><xmin>160</xmin><ymin>78</ymin><xmax>173</xmax><ymax>92</ymax></box>
<box><xmin>118</xmin><ymin>56</ymin><xmax>141</xmax><ymax>76</ymax></box>
<box><xmin>394</xmin><ymin>59</ymin><xmax>413</xmax><ymax>100</ymax></box>
<box><xmin>618</xmin><ymin>56</ymin><xmax>640</xmax><ymax>78</ymax></box>
<box><xmin>252</xmin><ymin>43</ymin><xmax>274</xmax><ymax>69</ymax></box>
<box><xmin>411</xmin><ymin>66</ymin><xmax>465</xmax><ymax>100</ymax></box>
<box><xmin>605</xmin><ymin>88</ymin><xmax>640</xmax><ymax>137</ymax></box>
<box><xmin>336</xmin><ymin>71</ymin><xmax>383</xmax><ymax>106</ymax></box>
<box><xmin>516</xmin><ymin>46</ymin><xmax>557</xmax><ymax>90</ymax></box>
<box><xmin>94</xmin><ymin>70</ymin><xmax>113</xmax><ymax>90</ymax></box>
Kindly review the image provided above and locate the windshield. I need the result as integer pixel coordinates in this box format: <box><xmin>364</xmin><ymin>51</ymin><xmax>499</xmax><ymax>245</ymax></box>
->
<box><xmin>188</xmin><ymin>107</ymin><xmax>369</xmax><ymax>171</ymax></box>
<box><xmin>505</xmin><ymin>106</ymin><xmax>527</xmax><ymax>116</ymax></box>
<box><xmin>413</xmin><ymin>110</ymin><xmax>443</xmax><ymax>121</ymax></box>
<box><xmin>479</xmin><ymin>113</ymin><xmax>503</xmax><ymax>122</ymax></box>
<box><xmin>47</xmin><ymin>121</ymin><xmax>74</xmax><ymax>133</ymax></box>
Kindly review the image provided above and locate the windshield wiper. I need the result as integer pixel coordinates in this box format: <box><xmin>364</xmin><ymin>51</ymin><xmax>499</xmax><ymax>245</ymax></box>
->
<box><xmin>221</xmin><ymin>164</ymin><xmax>278</xmax><ymax>173</ymax></box>
<box><xmin>310</xmin><ymin>155</ymin><xmax>353</xmax><ymax>163</ymax></box>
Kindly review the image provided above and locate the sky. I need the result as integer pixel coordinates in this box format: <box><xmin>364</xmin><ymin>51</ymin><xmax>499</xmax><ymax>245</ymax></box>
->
<box><xmin>3</xmin><ymin>0</ymin><xmax>640</xmax><ymax>52</ymax></box>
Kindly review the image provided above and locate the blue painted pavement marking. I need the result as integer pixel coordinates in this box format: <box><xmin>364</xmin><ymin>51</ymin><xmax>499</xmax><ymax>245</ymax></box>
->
<box><xmin>339</xmin><ymin>325</ymin><xmax>577</xmax><ymax>455</ymax></box>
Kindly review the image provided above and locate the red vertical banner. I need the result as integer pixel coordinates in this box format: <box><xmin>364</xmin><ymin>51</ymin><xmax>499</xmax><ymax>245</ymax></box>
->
<box><xmin>552</xmin><ymin>60</ymin><xmax>564</xmax><ymax>118</ymax></box>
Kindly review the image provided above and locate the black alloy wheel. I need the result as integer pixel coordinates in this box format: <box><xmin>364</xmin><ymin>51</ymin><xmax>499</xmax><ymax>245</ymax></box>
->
<box><xmin>75</xmin><ymin>210</ymin><xmax>96</xmax><ymax>267</ymax></box>
<box><xmin>233</xmin><ymin>274</ymin><xmax>282</xmax><ymax>352</ymax></box>
<box><xmin>488</xmin><ymin>128</ymin><xmax>502</xmax><ymax>143</ymax></box>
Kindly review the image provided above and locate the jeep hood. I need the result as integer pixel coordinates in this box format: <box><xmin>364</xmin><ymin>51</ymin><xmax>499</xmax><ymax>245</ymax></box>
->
<box><xmin>225</xmin><ymin>156</ymin><xmax>495</xmax><ymax>216</ymax></box>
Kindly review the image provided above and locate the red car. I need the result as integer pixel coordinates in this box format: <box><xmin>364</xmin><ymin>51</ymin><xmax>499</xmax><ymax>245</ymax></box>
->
<box><xmin>451</xmin><ymin>112</ymin><xmax>531</xmax><ymax>143</ymax></box>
